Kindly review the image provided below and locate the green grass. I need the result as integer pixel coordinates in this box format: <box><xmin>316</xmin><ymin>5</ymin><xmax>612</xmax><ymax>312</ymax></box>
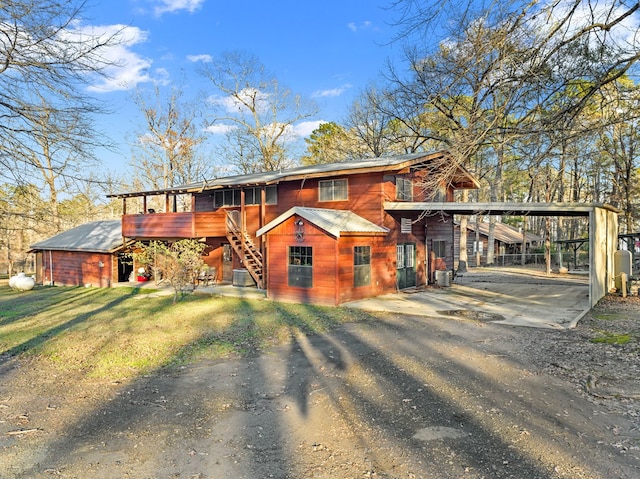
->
<box><xmin>0</xmin><ymin>285</ymin><xmax>373</xmax><ymax>379</ymax></box>
<box><xmin>591</xmin><ymin>312</ymin><xmax>629</xmax><ymax>321</ymax></box>
<box><xmin>590</xmin><ymin>331</ymin><xmax>633</xmax><ymax>345</ymax></box>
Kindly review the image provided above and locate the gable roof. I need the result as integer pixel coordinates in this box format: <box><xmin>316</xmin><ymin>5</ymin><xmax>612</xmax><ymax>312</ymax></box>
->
<box><xmin>109</xmin><ymin>150</ymin><xmax>480</xmax><ymax>199</ymax></box>
<box><xmin>30</xmin><ymin>220</ymin><xmax>125</xmax><ymax>253</ymax></box>
<box><xmin>256</xmin><ymin>207</ymin><xmax>389</xmax><ymax>238</ymax></box>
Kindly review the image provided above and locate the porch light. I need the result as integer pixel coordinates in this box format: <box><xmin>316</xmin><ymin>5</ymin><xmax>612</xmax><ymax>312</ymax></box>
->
<box><xmin>295</xmin><ymin>219</ymin><xmax>304</xmax><ymax>242</ymax></box>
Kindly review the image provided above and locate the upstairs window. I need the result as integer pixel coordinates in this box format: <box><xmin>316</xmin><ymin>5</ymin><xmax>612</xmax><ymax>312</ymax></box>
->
<box><xmin>265</xmin><ymin>185</ymin><xmax>278</xmax><ymax>204</ymax></box>
<box><xmin>319</xmin><ymin>179</ymin><xmax>348</xmax><ymax>202</ymax></box>
<box><xmin>244</xmin><ymin>187</ymin><xmax>260</xmax><ymax>205</ymax></box>
<box><xmin>396</xmin><ymin>177</ymin><xmax>413</xmax><ymax>201</ymax></box>
<box><xmin>214</xmin><ymin>186</ymin><xmax>277</xmax><ymax>207</ymax></box>
<box><xmin>214</xmin><ymin>189</ymin><xmax>241</xmax><ymax>207</ymax></box>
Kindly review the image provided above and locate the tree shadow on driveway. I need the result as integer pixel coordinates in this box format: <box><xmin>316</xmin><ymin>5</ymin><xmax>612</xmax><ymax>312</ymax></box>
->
<box><xmin>3</xmin><ymin>302</ymin><xmax>639</xmax><ymax>478</ymax></box>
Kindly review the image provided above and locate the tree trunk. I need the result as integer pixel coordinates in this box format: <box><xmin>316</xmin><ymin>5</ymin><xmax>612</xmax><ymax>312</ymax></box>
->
<box><xmin>457</xmin><ymin>190</ymin><xmax>469</xmax><ymax>273</ymax></box>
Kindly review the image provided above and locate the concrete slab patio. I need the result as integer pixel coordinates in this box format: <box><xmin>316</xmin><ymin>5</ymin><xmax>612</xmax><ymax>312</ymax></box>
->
<box><xmin>344</xmin><ymin>267</ymin><xmax>592</xmax><ymax>329</ymax></box>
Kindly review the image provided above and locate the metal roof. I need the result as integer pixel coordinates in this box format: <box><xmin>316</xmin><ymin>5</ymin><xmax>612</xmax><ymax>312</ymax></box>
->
<box><xmin>256</xmin><ymin>207</ymin><xmax>389</xmax><ymax>238</ymax></box>
<box><xmin>463</xmin><ymin>221</ymin><xmax>541</xmax><ymax>244</ymax></box>
<box><xmin>384</xmin><ymin>201</ymin><xmax>622</xmax><ymax>217</ymax></box>
<box><xmin>30</xmin><ymin>220</ymin><xmax>124</xmax><ymax>253</ymax></box>
<box><xmin>109</xmin><ymin>150</ymin><xmax>480</xmax><ymax>198</ymax></box>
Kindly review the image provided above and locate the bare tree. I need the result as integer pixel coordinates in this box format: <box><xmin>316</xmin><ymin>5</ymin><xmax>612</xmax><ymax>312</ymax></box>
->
<box><xmin>0</xmin><ymin>0</ymin><xmax>120</xmax><ymax>186</ymax></box>
<box><xmin>199</xmin><ymin>51</ymin><xmax>318</xmax><ymax>173</ymax></box>
<box><xmin>381</xmin><ymin>0</ymin><xmax>640</xmax><ymax>266</ymax></box>
<box><xmin>131</xmin><ymin>85</ymin><xmax>210</xmax><ymax>191</ymax></box>
<box><xmin>596</xmin><ymin>79</ymin><xmax>640</xmax><ymax>232</ymax></box>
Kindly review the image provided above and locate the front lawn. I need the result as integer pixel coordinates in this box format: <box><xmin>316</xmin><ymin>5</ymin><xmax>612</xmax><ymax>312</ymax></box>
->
<box><xmin>0</xmin><ymin>285</ymin><xmax>372</xmax><ymax>379</ymax></box>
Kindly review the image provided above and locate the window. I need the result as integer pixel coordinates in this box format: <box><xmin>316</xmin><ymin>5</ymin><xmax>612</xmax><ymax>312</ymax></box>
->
<box><xmin>473</xmin><ymin>241</ymin><xmax>484</xmax><ymax>255</ymax></box>
<box><xmin>265</xmin><ymin>185</ymin><xmax>278</xmax><ymax>204</ymax></box>
<box><xmin>396</xmin><ymin>177</ymin><xmax>413</xmax><ymax>201</ymax></box>
<box><xmin>396</xmin><ymin>244</ymin><xmax>405</xmax><ymax>268</ymax></box>
<box><xmin>214</xmin><ymin>189</ymin><xmax>241</xmax><ymax>207</ymax></box>
<box><xmin>405</xmin><ymin>243</ymin><xmax>415</xmax><ymax>268</ymax></box>
<box><xmin>319</xmin><ymin>179</ymin><xmax>348</xmax><ymax>201</ymax></box>
<box><xmin>432</xmin><ymin>240</ymin><xmax>446</xmax><ymax>259</ymax></box>
<box><xmin>354</xmin><ymin>246</ymin><xmax>371</xmax><ymax>287</ymax></box>
<box><xmin>433</xmin><ymin>185</ymin><xmax>447</xmax><ymax>202</ymax></box>
<box><xmin>214</xmin><ymin>186</ymin><xmax>277</xmax><ymax>207</ymax></box>
<box><xmin>288</xmin><ymin>246</ymin><xmax>313</xmax><ymax>288</ymax></box>
<box><xmin>244</xmin><ymin>187</ymin><xmax>259</xmax><ymax>205</ymax></box>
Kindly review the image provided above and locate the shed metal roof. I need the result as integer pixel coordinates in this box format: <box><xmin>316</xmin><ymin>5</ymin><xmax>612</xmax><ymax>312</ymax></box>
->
<box><xmin>256</xmin><ymin>207</ymin><xmax>389</xmax><ymax>238</ymax></box>
<box><xmin>463</xmin><ymin>221</ymin><xmax>541</xmax><ymax>244</ymax></box>
<box><xmin>30</xmin><ymin>220</ymin><xmax>124</xmax><ymax>253</ymax></box>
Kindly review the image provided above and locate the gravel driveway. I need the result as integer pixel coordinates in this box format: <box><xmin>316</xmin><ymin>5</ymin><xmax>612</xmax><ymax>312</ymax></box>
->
<box><xmin>1</xmin><ymin>275</ymin><xmax>639</xmax><ymax>478</ymax></box>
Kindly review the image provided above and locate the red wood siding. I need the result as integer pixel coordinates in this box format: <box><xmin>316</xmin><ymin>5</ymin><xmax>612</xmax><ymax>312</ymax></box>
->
<box><xmin>336</xmin><ymin>236</ymin><xmax>395</xmax><ymax>303</ymax></box>
<box><xmin>39</xmin><ymin>251</ymin><xmax>115</xmax><ymax>287</ymax></box>
<box><xmin>264</xmin><ymin>215</ymin><xmax>402</xmax><ymax>306</ymax></box>
<box><xmin>274</xmin><ymin>172</ymin><xmax>386</xmax><ymax>225</ymax></box>
<box><xmin>122</xmin><ymin>212</ymin><xmax>193</xmax><ymax>239</ymax></box>
<box><xmin>122</xmin><ymin>211</ymin><xmax>230</xmax><ymax>239</ymax></box>
<box><xmin>194</xmin><ymin>211</ymin><xmax>227</xmax><ymax>237</ymax></box>
<box><xmin>265</xmin><ymin>217</ymin><xmax>338</xmax><ymax>306</ymax></box>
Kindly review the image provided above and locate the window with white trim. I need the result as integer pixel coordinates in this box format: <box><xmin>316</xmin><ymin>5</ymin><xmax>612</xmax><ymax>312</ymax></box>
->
<box><xmin>319</xmin><ymin>179</ymin><xmax>348</xmax><ymax>201</ymax></box>
<box><xmin>396</xmin><ymin>177</ymin><xmax>413</xmax><ymax>201</ymax></box>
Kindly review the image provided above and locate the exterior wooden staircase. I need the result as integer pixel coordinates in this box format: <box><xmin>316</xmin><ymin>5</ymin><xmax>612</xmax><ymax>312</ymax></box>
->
<box><xmin>225</xmin><ymin>211</ymin><xmax>263</xmax><ymax>289</ymax></box>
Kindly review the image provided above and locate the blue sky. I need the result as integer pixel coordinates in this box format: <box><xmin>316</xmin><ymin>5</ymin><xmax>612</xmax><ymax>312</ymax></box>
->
<box><xmin>82</xmin><ymin>0</ymin><xmax>404</xmax><ymax>175</ymax></box>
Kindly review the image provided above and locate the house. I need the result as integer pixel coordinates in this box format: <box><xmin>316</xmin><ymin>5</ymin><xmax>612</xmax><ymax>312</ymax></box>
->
<box><xmin>109</xmin><ymin>151</ymin><xmax>479</xmax><ymax>305</ymax></box>
<box><xmin>455</xmin><ymin>220</ymin><xmax>541</xmax><ymax>267</ymax></box>
<box><xmin>29</xmin><ymin>220</ymin><xmax>131</xmax><ymax>287</ymax></box>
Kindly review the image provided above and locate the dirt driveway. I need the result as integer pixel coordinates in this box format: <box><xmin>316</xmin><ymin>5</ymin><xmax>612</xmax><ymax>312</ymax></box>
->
<box><xmin>1</xmin><ymin>275</ymin><xmax>639</xmax><ymax>478</ymax></box>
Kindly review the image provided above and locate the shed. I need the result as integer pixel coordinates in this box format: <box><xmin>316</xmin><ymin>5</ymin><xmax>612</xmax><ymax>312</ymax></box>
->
<box><xmin>455</xmin><ymin>220</ymin><xmax>542</xmax><ymax>265</ymax></box>
<box><xmin>29</xmin><ymin>220</ymin><xmax>130</xmax><ymax>287</ymax></box>
<box><xmin>257</xmin><ymin>207</ymin><xmax>391</xmax><ymax>306</ymax></box>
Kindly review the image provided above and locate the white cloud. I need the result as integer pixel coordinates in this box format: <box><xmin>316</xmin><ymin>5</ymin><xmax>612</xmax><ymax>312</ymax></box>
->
<box><xmin>71</xmin><ymin>24</ymin><xmax>154</xmax><ymax>93</ymax></box>
<box><xmin>187</xmin><ymin>54</ymin><xmax>213</xmax><ymax>63</ymax></box>
<box><xmin>154</xmin><ymin>0</ymin><xmax>205</xmax><ymax>16</ymax></box>
<box><xmin>205</xmin><ymin>123</ymin><xmax>238</xmax><ymax>134</ymax></box>
<box><xmin>347</xmin><ymin>20</ymin><xmax>375</xmax><ymax>32</ymax></box>
<box><xmin>290</xmin><ymin>121</ymin><xmax>324</xmax><ymax>138</ymax></box>
<box><xmin>208</xmin><ymin>88</ymin><xmax>272</xmax><ymax>114</ymax></box>
<box><xmin>312</xmin><ymin>84</ymin><xmax>352</xmax><ymax>98</ymax></box>
<box><xmin>206</xmin><ymin>120</ymin><xmax>321</xmax><ymax>140</ymax></box>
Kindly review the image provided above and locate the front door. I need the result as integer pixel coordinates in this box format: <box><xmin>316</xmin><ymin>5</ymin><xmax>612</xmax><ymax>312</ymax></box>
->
<box><xmin>397</xmin><ymin>243</ymin><xmax>416</xmax><ymax>290</ymax></box>
<box><xmin>222</xmin><ymin>243</ymin><xmax>233</xmax><ymax>282</ymax></box>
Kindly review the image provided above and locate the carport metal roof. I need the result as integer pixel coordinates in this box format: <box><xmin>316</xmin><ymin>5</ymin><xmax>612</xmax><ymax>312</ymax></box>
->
<box><xmin>384</xmin><ymin>201</ymin><xmax>620</xmax><ymax>217</ymax></box>
<box><xmin>385</xmin><ymin>201</ymin><xmax>621</xmax><ymax>308</ymax></box>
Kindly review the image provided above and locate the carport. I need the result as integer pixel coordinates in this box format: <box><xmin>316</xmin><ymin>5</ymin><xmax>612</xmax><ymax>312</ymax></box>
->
<box><xmin>384</xmin><ymin>201</ymin><xmax>620</xmax><ymax>307</ymax></box>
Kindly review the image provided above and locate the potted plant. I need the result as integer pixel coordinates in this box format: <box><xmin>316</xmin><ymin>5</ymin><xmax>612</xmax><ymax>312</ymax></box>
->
<box><xmin>137</xmin><ymin>267</ymin><xmax>149</xmax><ymax>282</ymax></box>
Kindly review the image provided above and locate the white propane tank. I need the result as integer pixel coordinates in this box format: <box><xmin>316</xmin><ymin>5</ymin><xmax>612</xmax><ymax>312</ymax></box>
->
<box><xmin>9</xmin><ymin>272</ymin><xmax>36</xmax><ymax>291</ymax></box>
